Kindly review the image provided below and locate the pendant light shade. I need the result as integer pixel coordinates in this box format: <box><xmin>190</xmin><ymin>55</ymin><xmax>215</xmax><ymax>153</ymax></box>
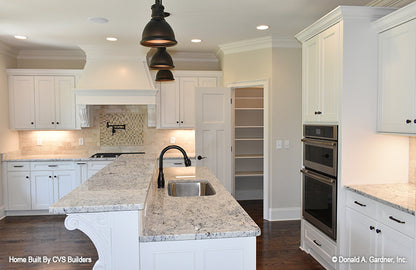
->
<box><xmin>150</xmin><ymin>47</ymin><xmax>175</xmax><ymax>69</ymax></box>
<box><xmin>141</xmin><ymin>0</ymin><xmax>177</xmax><ymax>47</ymax></box>
<box><xmin>155</xmin><ymin>70</ymin><xmax>174</xmax><ymax>81</ymax></box>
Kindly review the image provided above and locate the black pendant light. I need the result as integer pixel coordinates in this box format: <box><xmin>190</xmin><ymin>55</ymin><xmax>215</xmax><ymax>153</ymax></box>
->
<box><xmin>150</xmin><ymin>47</ymin><xmax>175</xmax><ymax>69</ymax></box>
<box><xmin>155</xmin><ymin>70</ymin><xmax>174</xmax><ymax>81</ymax></box>
<box><xmin>141</xmin><ymin>0</ymin><xmax>177</xmax><ymax>47</ymax></box>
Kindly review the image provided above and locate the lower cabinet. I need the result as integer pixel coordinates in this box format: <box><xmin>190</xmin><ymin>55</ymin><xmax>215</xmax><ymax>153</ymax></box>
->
<box><xmin>6</xmin><ymin>171</ymin><xmax>31</xmax><ymax>210</ymax></box>
<box><xmin>140</xmin><ymin>237</ymin><xmax>256</xmax><ymax>270</ymax></box>
<box><xmin>345</xmin><ymin>190</ymin><xmax>415</xmax><ymax>270</ymax></box>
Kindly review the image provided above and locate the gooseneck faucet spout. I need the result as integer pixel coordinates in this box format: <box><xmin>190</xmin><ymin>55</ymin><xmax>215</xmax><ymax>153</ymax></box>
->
<box><xmin>158</xmin><ymin>145</ymin><xmax>192</xmax><ymax>188</ymax></box>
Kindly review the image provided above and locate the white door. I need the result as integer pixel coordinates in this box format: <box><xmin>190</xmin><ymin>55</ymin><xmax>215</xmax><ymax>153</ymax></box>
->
<box><xmin>10</xmin><ymin>76</ymin><xmax>35</xmax><ymax>129</ymax></box>
<box><xmin>195</xmin><ymin>87</ymin><xmax>232</xmax><ymax>194</ymax></box>
<box><xmin>35</xmin><ymin>76</ymin><xmax>56</xmax><ymax>129</ymax></box>
<box><xmin>7</xmin><ymin>172</ymin><xmax>31</xmax><ymax>210</ymax></box>
<box><xmin>30</xmin><ymin>170</ymin><xmax>54</xmax><ymax>209</ymax></box>
<box><xmin>55</xmin><ymin>76</ymin><xmax>76</xmax><ymax>129</ymax></box>
<box><xmin>53</xmin><ymin>170</ymin><xmax>77</xmax><ymax>202</ymax></box>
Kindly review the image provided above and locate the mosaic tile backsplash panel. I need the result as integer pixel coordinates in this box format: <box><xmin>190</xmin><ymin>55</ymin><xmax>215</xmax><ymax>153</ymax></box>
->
<box><xmin>100</xmin><ymin>113</ymin><xmax>144</xmax><ymax>146</ymax></box>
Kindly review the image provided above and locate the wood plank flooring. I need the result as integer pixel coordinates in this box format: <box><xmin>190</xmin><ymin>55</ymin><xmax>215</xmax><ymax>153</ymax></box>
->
<box><xmin>0</xmin><ymin>201</ymin><xmax>324</xmax><ymax>269</ymax></box>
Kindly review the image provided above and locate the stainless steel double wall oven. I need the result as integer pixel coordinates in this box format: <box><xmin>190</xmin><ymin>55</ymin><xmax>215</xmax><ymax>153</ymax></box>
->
<box><xmin>301</xmin><ymin>124</ymin><xmax>338</xmax><ymax>240</ymax></box>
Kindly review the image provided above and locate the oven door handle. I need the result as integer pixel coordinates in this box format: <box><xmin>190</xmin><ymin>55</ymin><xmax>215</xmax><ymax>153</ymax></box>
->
<box><xmin>301</xmin><ymin>138</ymin><xmax>337</xmax><ymax>147</ymax></box>
<box><xmin>301</xmin><ymin>169</ymin><xmax>336</xmax><ymax>184</ymax></box>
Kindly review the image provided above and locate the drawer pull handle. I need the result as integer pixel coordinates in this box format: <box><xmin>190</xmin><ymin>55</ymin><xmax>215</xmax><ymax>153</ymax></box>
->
<box><xmin>389</xmin><ymin>216</ymin><xmax>405</xmax><ymax>224</ymax></box>
<box><xmin>313</xmin><ymin>240</ymin><xmax>322</xmax><ymax>247</ymax></box>
<box><xmin>354</xmin><ymin>201</ymin><xmax>366</xmax><ymax>207</ymax></box>
<box><xmin>13</xmin><ymin>165</ymin><xmax>24</xmax><ymax>168</ymax></box>
<box><xmin>76</xmin><ymin>162</ymin><xmax>87</xmax><ymax>165</ymax></box>
<box><xmin>48</xmin><ymin>165</ymin><xmax>58</xmax><ymax>167</ymax></box>
<box><xmin>376</xmin><ymin>229</ymin><xmax>382</xmax><ymax>234</ymax></box>
<box><xmin>173</xmin><ymin>162</ymin><xmax>183</xmax><ymax>165</ymax></box>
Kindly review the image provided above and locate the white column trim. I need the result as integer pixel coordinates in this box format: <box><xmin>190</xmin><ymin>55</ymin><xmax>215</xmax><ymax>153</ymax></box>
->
<box><xmin>269</xmin><ymin>207</ymin><xmax>301</xmax><ymax>221</ymax></box>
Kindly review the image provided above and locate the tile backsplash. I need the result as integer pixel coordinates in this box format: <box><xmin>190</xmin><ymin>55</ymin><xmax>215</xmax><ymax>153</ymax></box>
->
<box><xmin>18</xmin><ymin>105</ymin><xmax>195</xmax><ymax>157</ymax></box>
<box><xmin>100</xmin><ymin>112</ymin><xmax>145</xmax><ymax>146</ymax></box>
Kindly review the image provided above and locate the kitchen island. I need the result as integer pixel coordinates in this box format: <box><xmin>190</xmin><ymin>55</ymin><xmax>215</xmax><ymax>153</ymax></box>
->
<box><xmin>49</xmin><ymin>153</ymin><xmax>260</xmax><ymax>270</ymax></box>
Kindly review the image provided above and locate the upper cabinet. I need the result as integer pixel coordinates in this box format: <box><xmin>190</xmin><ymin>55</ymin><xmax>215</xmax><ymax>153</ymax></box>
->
<box><xmin>8</xmin><ymin>69</ymin><xmax>82</xmax><ymax>130</ymax></box>
<box><xmin>374</xmin><ymin>2</ymin><xmax>416</xmax><ymax>134</ymax></box>
<box><xmin>157</xmin><ymin>70</ymin><xmax>222</xmax><ymax>129</ymax></box>
<box><xmin>302</xmin><ymin>23</ymin><xmax>340</xmax><ymax>123</ymax></box>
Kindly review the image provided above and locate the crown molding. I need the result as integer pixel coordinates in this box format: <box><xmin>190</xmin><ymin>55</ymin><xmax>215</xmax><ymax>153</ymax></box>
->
<box><xmin>367</xmin><ymin>0</ymin><xmax>414</xmax><ymax>8</ymax></box>
<box><xmin>372</xmin><ymin>1</ymin><xmax>416</xmax><ymax>32</ymax></box>
<box><xmin>17</xmin><ymin>49</ymin><xmax>86</xmax><ymax>60</ymax></box>
<box><xmin>0</xmin><ymin>42</ymin><xmax>18</xmax><ymax>58</ymax></box>
<box><xmin>171</xmin><ymin>51</ymin><xmax>219</xmax><ymax>63</ymax></box>
<box><xmin>295</xmin><ymin>6</ymin><xmax>396</xmax><ymax>43</ymax></box>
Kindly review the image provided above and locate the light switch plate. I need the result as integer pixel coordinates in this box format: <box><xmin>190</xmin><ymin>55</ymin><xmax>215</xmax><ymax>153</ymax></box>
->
<box><xmin>284</xmin><ymin>140</ymin><xmax>290</xmax><ymax>149</ymax></box>
<box><xmin>276</xmin><ymin>140</ymin><xmax>282</xmax><ymax>149</ymax></box>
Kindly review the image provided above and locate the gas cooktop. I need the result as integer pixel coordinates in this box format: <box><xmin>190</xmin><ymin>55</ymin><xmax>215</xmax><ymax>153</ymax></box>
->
<box><xmin>90</xmin><ymin>152</ymin><xmax>145</xmax><ymax>158</ymax></box>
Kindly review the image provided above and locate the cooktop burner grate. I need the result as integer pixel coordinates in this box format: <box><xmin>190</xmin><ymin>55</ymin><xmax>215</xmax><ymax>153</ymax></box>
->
<box><xmin>90</xmin><ymin>152</ymin><xmax>145</xmax><ymax>158</ymax></box>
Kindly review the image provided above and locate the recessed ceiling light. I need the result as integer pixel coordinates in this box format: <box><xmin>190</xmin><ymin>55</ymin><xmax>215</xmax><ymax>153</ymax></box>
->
<box><xmin>88</xmin><ymin>17</ymin><xmax>109</xmax><ymax>24</ymax></box>
<box><xmin>191</xmin><ymin>39</ymin><xmax>202</xmax><ymax>43</ymax></box>
<box><xmin>256</xmin><ymin>25</ymin><xmax>269</xmax><ymax>30</ymax></box>
<box><xmin>14</xmin><ymin>35</ymin><xmax>27</xmax><ymax>40</ymax></box>
<box><xmin>106</xmin><ymin>37</ymin><xmax>118</xmax><ymax>41</ymax></box>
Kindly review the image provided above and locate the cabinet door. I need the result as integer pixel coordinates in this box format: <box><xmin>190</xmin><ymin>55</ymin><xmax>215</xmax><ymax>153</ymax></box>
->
<box><xmin>179</xmin><ymin>77</ymin><xmax>198</xmax><ymax>128</ymax></box>
<box><xmin>55</xmin><ymin>76</ymin><xmax>76</xmax><ymax>129</ymax></box>
<box><xmin>34</xmin><ymin>76</ymin><xmax>56</xmax><ymax>129</ymax></box>
<box><xmin>7</xmin><ymin>172</ymin><xmax>31</xmax><ymax>210</ymax></box>
<box><xmin>159</xmin><ymin>80</ymin><xmax>180</xmax><ymax>128</ymax></box>
<box><xmin>10</xmin><ymin>76</ymin><xmax>35</xmax><ymax>129</ymax></box>
<box><xmin>376</xmin><ymin>224</ymin><xmax>415</xmax><ymax>270</ymax></box>
<box><xmin>198</xmin><ymin>77</ymin><xmax>218</xmax><ymax>87</ymax></box>
<box><xmin>345</xmin><ymin>208</ymin><xmax>376</xmax><ymax>270</ymax></box>
<box><xmin>30</xmin><ymin>171</ymin><xmax>54</xmax><ymax>210</ymax></box>
<box><xmin>53</xmin><ymin>170</ymin><xmax>76</xmax><ymax>202</ymax></box>
<box><xmin>377</xmin><ymin>20</ymin><xmax>416</xmax><ymax>133</ymax></box>
<box><xmin>320</xmin><ymin>23</ymin><xmax>340</xmax><ymax>123</ymax></box>
<box><xmin>75</xmin><ymin>162</ymin><xmax>88</xmax><ymax>183</ymax></box>
<box><xmin>302</xmin><ymin>35</ymin><xmax>321</xmax><ymax>122</ymax></box>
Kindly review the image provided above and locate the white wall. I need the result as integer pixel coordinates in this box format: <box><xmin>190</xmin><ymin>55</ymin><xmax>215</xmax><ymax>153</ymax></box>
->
<box><xmin>221</xmin><ymin>46</ymin><xmax>302</xmax><ymax>220</ymax></box>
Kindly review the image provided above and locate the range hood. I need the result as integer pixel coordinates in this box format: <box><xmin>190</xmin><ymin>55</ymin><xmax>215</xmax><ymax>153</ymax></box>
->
<box><xmin>75</xmin><ymin>45</ymin><xmax>157</xmax><ymax>105</ymax></box>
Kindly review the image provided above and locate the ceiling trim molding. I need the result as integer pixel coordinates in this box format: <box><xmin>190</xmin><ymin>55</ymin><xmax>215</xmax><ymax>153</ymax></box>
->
<box><xmin>367</xmin><ymin>0</ymin><xmax>414</xmax><ymax>8</ymax></box>
<box><xmin>218</xmin><ymin>36</ymin><xmax>272</xmax><ymax>55</ymax></box>
<box><xmin>0</xmin><ymin>42</ymin><xmax>18</xmax><ymax>58</ymax></box>
<box><xmin>372</xmin><ymin>1</ymin><xmax>416</xmax><ymax>32</ymax></box>
<box><xmin>295</xmin><ymin>6</ymin><xmax>396</xmax><ymax>42</ymax></box>
<box><xmin>171</xmin><ymin>51</ymin><xmax>219</xmax><ymax>63</ymax></box>
<box><xmin>17</xmin><ymin>49</ymin><xmax>86</xmax><ymax>60</ymax></box>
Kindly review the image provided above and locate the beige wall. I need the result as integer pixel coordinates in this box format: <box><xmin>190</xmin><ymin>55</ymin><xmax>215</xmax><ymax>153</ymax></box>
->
<box><xmin>221</xmin><ymin>47</ymin><xmax>302</xmax><ymax>215</ymax></box>
<box><xmin>17</xmin><ymin>58</ymin><xmax>85</xmax><ymax>69</ymax></box>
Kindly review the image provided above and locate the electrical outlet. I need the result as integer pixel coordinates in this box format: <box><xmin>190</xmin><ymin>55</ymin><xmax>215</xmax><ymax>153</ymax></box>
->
<box><xmin>170</xmin><ymin>137</ymin><xmax>176</xmax><ymax>144</ymax></box>
<box><xmin>37</xmin><ymin>137</ymin><xmax>42</xmax><ymax>146</ymax></box>
<box><xmin>284</xmin><ymin>140</ymin><xmax>290</xmax><ymax>149</ymax></box>
<box><xmin>79</xmin><ymin>138</ymin><xmax>84</xmax><ymax>146</ymax></box>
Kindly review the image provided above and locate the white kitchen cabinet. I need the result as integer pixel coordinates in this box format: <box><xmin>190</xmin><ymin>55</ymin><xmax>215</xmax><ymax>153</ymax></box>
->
<box><xmin>30</xmin><ymin>170</ymin><xmax>55</xmax><ymax>210</ymax></box>
<box><xmin>157</xmin><ymin>71</ymin><xmax>222</xmax><ymax>129</ymax></box>
<box><xmin>376</xmin><ymin>16</ymin><xmax>416</xmax><ymax>133</ymax></box>
<box><xmin>7</xmin><ymin>171</ymin><xmax>32</xmax><ymax>211</ymax></box>
<box><xmin>345</xmin><ymin>190</ymin><xmax>415</xmax><ymax>270</ymax></box>
<box><xmin>7</xmin><ymin>69</ymin><xmax>81</xmax><ymax>130</ymax></box>
<box><xmin>75</xmin><ymin>161</ymin><xmax>89</xmax><ymax>183</ymax></box>
<box><xmin>301</xmin><ymin>23</ymin><xmax>339</xmax><ymax>123</ymax></box>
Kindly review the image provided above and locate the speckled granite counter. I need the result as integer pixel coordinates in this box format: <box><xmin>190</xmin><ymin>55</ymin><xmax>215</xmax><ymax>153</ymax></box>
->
<box><xmin>2</xmin><ymin>154</ymin><xmax>116</xmax><ymax>162</ymax></box>
<box><xmin>345</xmin><ymin>183</ymin><xmax>416</xmax><ymax>215</ymax></box>
<box><xmin>49</xmin><ymin>154</ymin><xmax>156</xmax><ymax>214</ymax></box>
<box><xmin>140</xmin><ymin>166</ymin><xmax>261</xmax><ymax>242</ymax></box>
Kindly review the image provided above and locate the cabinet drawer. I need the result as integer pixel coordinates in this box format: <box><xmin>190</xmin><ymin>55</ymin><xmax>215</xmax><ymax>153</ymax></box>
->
<box><xmin>377</xmin><ymin>203</ymin><xmax>415</xmax><ymax>238</ymax></box>
<box><xmin>7</xmin><ymin>162</ymin><xmax>30</xmax><ymax>171</ymax></box>
<box><xmin>346</xmin><ymin>190</ymin><xmax>377</xmax><ymax>217</ymax></box>
<box><xmin>304</xmin><ymin>221</ymin><xmax>336</xmax><ymax>268</ymax></box>
<box><xmin>31</xmin><ymin>161</ymin><xmax>75</xmax><ymax>171</ymax></box>
<box><xmin>88</xmin><ymin>160</ymin><xmax>112</xmax><ymax>171</ymax></box>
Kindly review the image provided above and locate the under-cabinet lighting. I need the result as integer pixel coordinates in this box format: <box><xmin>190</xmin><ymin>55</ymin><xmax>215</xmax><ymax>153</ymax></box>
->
<box><xmin>191</xmin><ymin>39</ymin><xmax>202</xmax><ymax>43</ymax></box>
<box><xmin>256</xmin><ymin>25</ymin><xmax>269</xmax><ymax>30</ymax></box>
<box><xmin>106</xmin><ymin>37</ymin><xmax>118</xmax><ymax>41</ymax></box>
<box><xmin>14</xmin><ymin>35</ymin><xmax>27</xmax><ymax>40</ymax></box>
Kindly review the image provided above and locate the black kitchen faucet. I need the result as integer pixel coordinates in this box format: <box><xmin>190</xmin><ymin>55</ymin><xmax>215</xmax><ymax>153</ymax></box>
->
<box><xmin>158</xmin><ymin>145</ymin><xmax>192</xmax><ymax>188</ymax></box>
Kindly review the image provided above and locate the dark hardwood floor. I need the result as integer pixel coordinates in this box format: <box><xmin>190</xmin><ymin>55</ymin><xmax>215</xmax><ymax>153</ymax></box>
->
<box><xmin>0</xmin><ymin>201</ymin><xmax>324</xmax><ymax>269</ymax></box>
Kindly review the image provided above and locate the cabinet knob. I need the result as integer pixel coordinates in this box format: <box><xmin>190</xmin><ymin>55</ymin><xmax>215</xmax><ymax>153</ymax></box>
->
<box><xmin>56</xmin><ymin>122</ymin><xmax>59</xmax><ymax>125</ymax></box>
<box><xmin>49</xmin><ymin>176</ymin><xmax>52</xmax><ymax>178</ymax></box>
<box><xmin>376</xmin><ymin>229</ymin><xmax>382</xmax><ymax>234</ymax></box>
<box><xmin>51</xmin><ymin>122</ymin><xmax>55</xmax><ymax>124</ymax></box>
<box><xmin>176</xmin><ymin>121</ymin><xmax>179</xmax><ymax>124</ymax></box>
<box><xmin>54</xmin><ymin>175</ymin><xmax>57</xmax><ymax>178</ymax></box>
<box><xmin>25</xmin><ymin>176</ymin><xmax>29</xmax><ymax>179</ymax></box>
<box><xmin>369</xmin><ymin>226</ymin><xmax>375</xmax><ymax>231</ymax></box>
<box><xmin>406</xmin><ymin>119</ymin><xmax>411</xmax><ymax>124</ymax></box>
<box><xmin>181</xmin><ymin>121</ymin><xmax>183</xmax><ymax>124</ymax></box>
<box><xmin>414</xmin><ymin>119</ymin><xmax>416</xmax><ymax>124</ymax></box>
<box><xmin>31</xmin><ymin>122</ymin><xmax>34</xmax><ymax>125</ymax></box>
<box><xmin>314</xmin><ymin>111</ymin><xmax>322</xmax><ymax>115</ymax></box>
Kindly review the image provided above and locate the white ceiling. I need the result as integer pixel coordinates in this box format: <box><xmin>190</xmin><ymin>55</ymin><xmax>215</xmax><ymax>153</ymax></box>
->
<box><xmin>0</xmin><ymin>0</ymin><xmax>412</xmax><ymax>54</ymax></box>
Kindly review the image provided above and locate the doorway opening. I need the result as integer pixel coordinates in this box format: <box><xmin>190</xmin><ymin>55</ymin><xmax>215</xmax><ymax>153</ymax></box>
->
<box><xmin>227</xmin><ymin>80</ymin><xmax>270</xmax><ymax>220</ymax></box>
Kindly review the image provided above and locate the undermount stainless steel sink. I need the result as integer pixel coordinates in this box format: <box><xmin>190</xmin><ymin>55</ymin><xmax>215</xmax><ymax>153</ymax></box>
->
<box><xmin>168</xmin><ymin>180</ymin><xmax>215</xmax><ymax>197</ymax></box>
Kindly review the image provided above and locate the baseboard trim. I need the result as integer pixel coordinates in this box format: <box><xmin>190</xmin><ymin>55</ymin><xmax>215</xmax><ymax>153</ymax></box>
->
<box><xmin>5</xmin><ymin>210</ymin><xmax>50</xmax><ymax>216</ymax></box>
<box><xmin>269</xmin><ymin>207</ymin><xmax>301</xmax><ymax>221</ymax></box>
<box><xmin>0</xmin><ymin>206</ymin><xmax>5</xmax><ymax>220</ymax></box>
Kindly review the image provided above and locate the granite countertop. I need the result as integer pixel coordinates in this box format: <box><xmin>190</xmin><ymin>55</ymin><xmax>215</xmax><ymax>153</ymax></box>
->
<box><xmin>345</xmin><ymin>183</ymin><xmax>416</xmax><ymax>215</ymax></box>
<box><xmin>2</xmin><ymin>154</ymin><xmax>116</xmax><ymax>162</ymax></box>
<box><xmin>140</xmin><ymin>166</ymin><xmax>261</xmax><ymax>242</ymax></box>
<box><xmin>49</xmin><ymin>153</ymin><xmax>156</xmax><ymax>214</ymax></box>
